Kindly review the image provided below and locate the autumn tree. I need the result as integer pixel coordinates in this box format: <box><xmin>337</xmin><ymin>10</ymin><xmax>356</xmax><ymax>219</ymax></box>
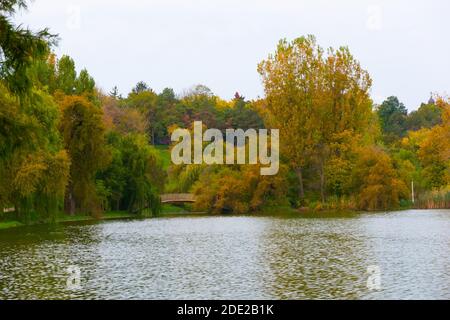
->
<box><xmin>352</xmin><ymin>146</ymin><xmax>408</xmax><ymax>210</ymax></box>
<box><xmin>102</xmin><ymin>94</ymin><xmax>146</xmax><ymax>135</ymax></box>
<box><xmin>0</xmin><ymin>84</ymin><xmax>70</xmax><ymax>222</ymax></box>
<box><xmin>316</xmin><ymin>46</ymin><xmax>373</xmax><ymax>201</ymax></box>
<box><xmin>0</xmin><ymin>1</ymin><xmax>72</xmax><ymax>223</ymax></box>
<box><xmin>417</xmin><ymin>97</ymin><xmax>450</xmax><ymax>189</ymax></box>
<box><xmin>59</xmin><ymin>96</ymin><xmax>110</xmax><ymax>215</ymax></box>
<box><xmin>258</xmin><ymin>36</ymin><xmax>373</xmax><ymax>203</ymax></box>
<box><xmin>258</xmin><ymin>36</ymin><xmax>323</xmax><ymax>200</ymax></box>
<box><xmin>192</xmin><ymin>165</ymin><xmax>288</xmax><ymax>214</ymax></box>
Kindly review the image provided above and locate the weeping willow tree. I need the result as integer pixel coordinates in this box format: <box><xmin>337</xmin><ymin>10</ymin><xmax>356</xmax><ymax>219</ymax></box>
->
<box><xmin>0</xmin><ymin>84</ymin><xmax>70</xmax><ymax>223</ymax></box>
<box><xmin>98</xmin><ymin>133</ymin><xmax>166</xmax><ymax>216</ymax></box>
<box><xmin>0</xmin><ymin>1</ymin><xmax>69</xmax><ymax>223</ymax></box>
<box><xmin>58</xmin><ymin>96</ymin><xmax>111</xmax><ymax>216</ymax></box>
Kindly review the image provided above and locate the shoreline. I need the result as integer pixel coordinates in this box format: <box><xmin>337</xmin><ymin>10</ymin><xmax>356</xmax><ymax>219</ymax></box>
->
<box><xmin>0</xmin><ymin>205</ymin><xmax>436</xmax><ymax>231</ymax></box>
<box><xmin>0</xmin><ymin>208</ymin><xmax>212</xmax><ymax>231</ymax></box>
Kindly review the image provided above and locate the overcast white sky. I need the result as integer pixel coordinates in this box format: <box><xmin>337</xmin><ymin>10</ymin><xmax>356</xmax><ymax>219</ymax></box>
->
<box><xmin>16</xmin><ymin>0</ymin><xmax>450</xmax><ymax>110</ymax></box>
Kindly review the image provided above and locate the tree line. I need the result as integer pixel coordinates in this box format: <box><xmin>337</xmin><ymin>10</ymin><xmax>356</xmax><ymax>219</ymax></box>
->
<box><xmin>173</xmin><ymin>36</ymin><xmax>450</xmax><ymax>213</ymax></box>
<box><xmin>1</xmin><ymin>2</ymin><xmax>449</xmax><ymax>224</ymax></box>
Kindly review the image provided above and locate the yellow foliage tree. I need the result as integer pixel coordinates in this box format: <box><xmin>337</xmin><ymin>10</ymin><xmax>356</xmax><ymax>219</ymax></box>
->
<box><xmin>12</xmin><ymin>150</ymin><xmax>70</xmax><ymax>221</ymax></box>
<box><xmin>1</xmin><ymin>84</ymin><xmax>70</xmax><ymax>221</ymax></box>
<box><xmin>418</xmin><ymin>96</ymin><xmax>450</xmax><ymax>189</ymax></box>
<box><xmin>352</xmin><ymin>147</ymin><xmax>408</xmax><ymax>210</ymax></box>
<box><xmin>192</xmin><ymin>165</ymin><xmax>288</xmax><ymax>214</ymax></box>
<box><xmin>258</xmin><ymin>36</ymin><xmax>374</xmax><ymax>203</ymax></box>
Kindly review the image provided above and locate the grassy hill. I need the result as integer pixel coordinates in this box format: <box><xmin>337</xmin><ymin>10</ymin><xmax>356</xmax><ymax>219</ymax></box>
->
<box><xmin>154</xmin><ymin>145</ymin><xmax>171</xmax><ymax>170</ymax></box>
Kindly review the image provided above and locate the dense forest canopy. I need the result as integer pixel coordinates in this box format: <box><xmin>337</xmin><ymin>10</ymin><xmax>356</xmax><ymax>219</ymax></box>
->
<box><xmin>1</xmin><ymin>1</ymin><xmax>449</xmax><ymax>224</ymax></box>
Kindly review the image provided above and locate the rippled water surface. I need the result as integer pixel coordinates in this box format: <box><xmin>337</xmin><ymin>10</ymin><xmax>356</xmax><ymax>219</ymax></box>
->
<box><xmin>1</xmin><ymin>210</ymin><xmax>450</xmax><ymax>299</ymax></box>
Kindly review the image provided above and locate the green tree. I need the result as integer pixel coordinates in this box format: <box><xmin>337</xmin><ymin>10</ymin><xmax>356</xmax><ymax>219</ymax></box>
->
<box><xmin>224</xmin><ymin>95</ymin><xmax>264</xmax><ymax>131</ymax></box>
<box><xmin>377</xmin><ymin>96</ymin><xmax>408</xmax><ymax>143</ymax></box>
<box><xmin>98</xmin><ymin>133</ymin><xmax>166</xmax><ymax>215</ymax></box>
<box><xmin>407</xmin><ymin>101</ymin><xmax>442</xmax><ymax>131</ymax></box>
<box><xmin>75</xmin><ymin>69</ymin><xmax>95</xmax><ymax>95</ymax></box>
<box><xmin>0</xmin><ymin>0</ymin><xmax>57</xmax><ymax>95</ymax></box>
<box><xmin>55</xmin><ymin>55</ymin><xmax>77</xmax><ymax>95</ymax></box>
<box><xmin>59</xmin><ymin>95</ymin><xmax>111</xmax><ymax>215</ymax></box>
<box><xmin>132</xmin><ymin>81</ymin><xmax>150</xmax><ymax>94</ymax></box>
<box><xmin>109</xmin><ymin>86</ymin><xmax>120</xmax><ymax>99</ymax></box>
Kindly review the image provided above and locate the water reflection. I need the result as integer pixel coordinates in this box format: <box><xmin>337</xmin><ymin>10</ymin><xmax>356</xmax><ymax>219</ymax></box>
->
<box><xmin>0</xmin><ymin>223</ymin><xmax>103</xmax><ymax>299</ymax></box>
<box><xmin>0</xmin><ymin>210</ymin><xmax>450</xmax><ymax>299</ymax></box>
<box><xmin>260</xmin><ymin>217</ymin><xmax>373</xmax><ymax>299</ymax></box>
<box><xmin>360</xmin><ymin>210</ymin><xmax>450</xmax><ymax>299</ymax></box>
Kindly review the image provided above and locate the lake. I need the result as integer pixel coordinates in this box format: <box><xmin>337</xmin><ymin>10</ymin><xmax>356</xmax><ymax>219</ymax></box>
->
<box><xmin>1</xmin><ymin>209</ymin><xmax>450</xmax><ymax>300</ymax></box>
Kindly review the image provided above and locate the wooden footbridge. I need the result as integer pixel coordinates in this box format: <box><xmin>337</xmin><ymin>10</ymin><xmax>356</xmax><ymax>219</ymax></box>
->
<box><xmin>160</xmin><ymin>193</ymin><xmax>196</xmax><ymax>204</ymax></box>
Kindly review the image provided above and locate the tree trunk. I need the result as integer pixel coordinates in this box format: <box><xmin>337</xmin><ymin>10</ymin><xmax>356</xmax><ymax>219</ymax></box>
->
<box><xmin>319</xmin><ymin>159</ymin><xmax>326</xmax><ymax>203</ymax></box>
<box><xmin>65</xmin><ymin>187</ymin><xmax>76</xmax><ymax>216</ymax></box>
<box><xmin>295</xmin><ymin>167</ymin><xmax>305</xmax><ymax>199</ymax></box>
<box><xmin>69</xmin><ymin>192</ymin><xmax>76</xmax><ymax>216</ymax></box>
